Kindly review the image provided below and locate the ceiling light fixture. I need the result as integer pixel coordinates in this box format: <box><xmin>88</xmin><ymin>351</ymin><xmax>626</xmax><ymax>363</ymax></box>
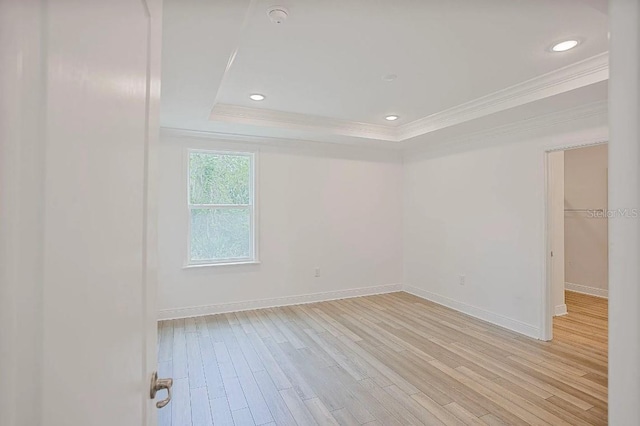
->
<box><xmin>382</xmin><ymin>74</ymin><xmax>398</xmax><ymax>82</ymax></box>
<box><xmin>385</xmin><ymin>115</ymin><xmax>399</xmax><ymax>121</ymax></box>
<box><xmin>249</xmin><ymin>94</ymin><xmax>266</xmax><ymax>101</ymax></box>
<box><xmin>551</xmin><ymin>39</ymin><xmax>579</xmax><ymax>52</ymax></box>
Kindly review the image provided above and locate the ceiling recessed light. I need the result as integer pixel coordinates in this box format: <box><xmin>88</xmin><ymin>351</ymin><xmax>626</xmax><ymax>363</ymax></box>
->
<box><xmin>249</xmin><ymin>94</ymin><xmax>266</xmax><ymax>101</ymax></box>
<box><xmin>382</xmin><ymin>74</ymin><xmax>398</xmax><ymax>82</ymax></box>
<box><xmin>551</xmin><ymin>40</ymin><xmax>579</xmax><ymax>52</ymax></box>
<box><xmin>385</xmin><ymin>115</ymin><xmax>399</xmax><ymax>121</ymax></box>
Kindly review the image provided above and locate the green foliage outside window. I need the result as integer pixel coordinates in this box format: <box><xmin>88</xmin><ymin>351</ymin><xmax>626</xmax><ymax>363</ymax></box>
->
<box><xmin>189</xmin><ymin>152</ymin><xmax>253</xmax><ymax>262</ymax></box>
<box><xmin>189</xmin><ymin>152</ymin><xmax>251</xmax><ymax>205</ymax></box>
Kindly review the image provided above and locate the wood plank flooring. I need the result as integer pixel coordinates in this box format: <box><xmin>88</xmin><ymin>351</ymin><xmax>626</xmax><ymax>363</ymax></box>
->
<box><xmin>157</xmin><ymin>291</ymin><xmax>608</xmax><ymax>426</ymax></box>
<box><xmin>554</xmin><ymin>291</ymin><xmax>608</xmax><ymax>356</ymax></box>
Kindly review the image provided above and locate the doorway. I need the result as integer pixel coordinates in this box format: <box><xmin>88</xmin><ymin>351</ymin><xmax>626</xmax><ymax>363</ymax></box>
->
<box><xmin>546</xmin><ymin>142</ymin><xmax>609</xmax><ymax>356</ymax></box>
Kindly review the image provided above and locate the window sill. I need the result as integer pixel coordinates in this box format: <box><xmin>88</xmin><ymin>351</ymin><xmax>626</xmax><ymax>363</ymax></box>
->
<box><xmin>183</xmin><ymin>260</ymin><xmax>261</xmax><ymax>269</ymax></box>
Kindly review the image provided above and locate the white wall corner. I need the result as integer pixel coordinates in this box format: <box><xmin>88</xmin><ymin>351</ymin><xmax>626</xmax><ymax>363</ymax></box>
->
<box><xmin>158</xmin><ymin>283</ymin><xmax>403</xmax><ymax>320</ymax></box>
<box><xmin>554</xmin><ymin>304</ymin><xmax>568</xmax><ymax>316</ymax></box>
<box><xmin>403</xmin><ymin>285</ymin><xmax>541</xmax><ymax>339</ymax></box>
<box><xmin>565</xmin><ymin>282</ymin><xmax>609</xmax><ymax>299</ymax></box>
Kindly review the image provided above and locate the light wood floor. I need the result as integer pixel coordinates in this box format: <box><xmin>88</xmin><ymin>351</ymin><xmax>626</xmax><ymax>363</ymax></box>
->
<box><xmin>157</xmin><ymin>291</ymin><xmax>608</xmax><ymax>426</ymax></box>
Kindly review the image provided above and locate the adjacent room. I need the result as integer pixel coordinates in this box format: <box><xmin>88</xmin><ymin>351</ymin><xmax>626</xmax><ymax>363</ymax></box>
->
<box><xmin>548</xmin><ymin>143</ymin><xmax>609</xmax><ymax>413</ymax></box>
<box><xmin>155</xmin><ymin>1</ymin><xmax>611</xmax><ymax>425</ymax></box>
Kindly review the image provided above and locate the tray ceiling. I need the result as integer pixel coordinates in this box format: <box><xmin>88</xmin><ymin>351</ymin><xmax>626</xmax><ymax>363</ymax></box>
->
<box><xmin>161</xmin><ymin>0</ymin><xmax>608</xmax><ymax>147</ymax></box>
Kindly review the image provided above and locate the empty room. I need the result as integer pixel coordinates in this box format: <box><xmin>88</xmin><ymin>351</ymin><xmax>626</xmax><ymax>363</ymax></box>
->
<box><xmin>2</xmin><ymin>1</ymin><xmax>640</xmax><ymax>426</ymax></box>
<box><xmin>156</xmin><ymin>0</ymin><xmax>612</xmax><ymax>424</ymax></box>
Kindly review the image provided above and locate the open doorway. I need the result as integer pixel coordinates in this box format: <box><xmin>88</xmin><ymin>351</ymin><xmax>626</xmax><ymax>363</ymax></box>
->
<box><xmin>546</xmin><ymin>143</ymin><xmax>609</xmax><ymax>358</ymax></box>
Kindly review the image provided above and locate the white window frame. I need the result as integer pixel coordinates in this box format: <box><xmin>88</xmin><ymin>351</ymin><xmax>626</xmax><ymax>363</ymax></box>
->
<box><xmin>186</xmin><ymin>148</ymin><xmax>258</xmax><ymax>267</ymax></box>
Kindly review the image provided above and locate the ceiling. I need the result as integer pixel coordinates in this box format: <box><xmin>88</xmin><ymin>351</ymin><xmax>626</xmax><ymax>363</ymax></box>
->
<box><xmin>161</xmin><ymin>0</ymin><xmax>608</xmax><ymax>148</ymax></box>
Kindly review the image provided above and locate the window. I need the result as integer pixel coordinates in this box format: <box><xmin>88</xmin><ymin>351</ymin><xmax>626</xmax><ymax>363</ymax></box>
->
<box><xmin>187</xmin><ymin>150</ymin><xmax>256</xmax><ymax>265</ymax></box>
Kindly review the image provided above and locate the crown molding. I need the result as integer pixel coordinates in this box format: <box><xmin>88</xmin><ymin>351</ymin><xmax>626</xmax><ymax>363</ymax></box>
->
<box><xmin>398</xmin><ymin>52</ymin><xmax>609</xmax><ymax>140</ymax></box>
<box><xmin>402</xmin><ymin>99</ymin><xmax>608</xmax><ymax>156</ymax></box>
<box><xmin>159</xmin><ymin>126</ymin><xmax>401</xmax><ymax>150</ymax></box>
<box><xmin>208</xmin><ymin>52</ymin><xmax>608</xmax><ymax>143</ymax></box>
<box><xmin>159</xmin><ymin>127</ymin><xmax>404</xmax><ymax>162</ymax></box>
<box><xmin>210</xmin><ymin>103</ymin><xmax>398</xmax><ymax>141</ymax></box>
<box><xmin>164</xmin><ymin>99</ymin><xmax>606</xmax><ymax>160</ymax></box>
<box><xmin>160</xmin><ymin>126</ymin><xmax>301</xmax><ymax>144</ymax></box>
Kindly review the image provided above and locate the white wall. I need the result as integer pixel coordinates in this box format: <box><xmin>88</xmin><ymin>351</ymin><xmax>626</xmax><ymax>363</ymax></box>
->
<box><xmin>403</xmin><ymin>121</ymin><xmax>608</xmax><ymax>339</ymax></box>
<box><xmin>564</xmin><ymin>144</ymin><xmax>609</xmax><ymax>296</ymax></box>
<box><xmin>157</xmin><ymin>131</ymin><xmax>403</xmax><ymax>318</ymax></box>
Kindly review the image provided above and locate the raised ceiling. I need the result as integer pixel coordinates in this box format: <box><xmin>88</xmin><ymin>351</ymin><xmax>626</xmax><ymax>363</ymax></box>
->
<box><xmin>161</xmin><ymin>0</ymin><xmax>608</xmax><ymax>147</ymax></box>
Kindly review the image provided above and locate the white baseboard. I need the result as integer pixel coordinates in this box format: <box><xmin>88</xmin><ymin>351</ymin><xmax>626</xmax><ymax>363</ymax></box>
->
<box><xmin>565</xmin><ymin>282</ymin><xmax>608</xmax><ymax>299</ymax></box>
<box><xmin>158</xmin><ymin>283</ymin><xmax>403</xmax><ymax>320</ymax></box>
<box><xmin>403</xmin><ymin>285</ymin><xmax>541</xmax><ymax>339</ymax></box>
<box><xmin>554</xmin><ymin>304</ymin><xmax>568</xmax><ymax>316</ymax></box>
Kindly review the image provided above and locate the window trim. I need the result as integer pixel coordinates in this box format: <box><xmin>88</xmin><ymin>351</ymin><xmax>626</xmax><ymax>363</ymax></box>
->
<box><xmin>185</xmin><ymin>148</ymin><xmax>258</xmax><ymax>267</ymax></box>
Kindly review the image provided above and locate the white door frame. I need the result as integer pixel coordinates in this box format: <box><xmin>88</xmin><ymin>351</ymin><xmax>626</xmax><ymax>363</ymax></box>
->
<box><xmin>542</xmin><ymin>139</ymin><xmax>608</xmax><ymax>341</ymax></box>
<box><xmin>0</xmin><ymin>2</ymin><xmax>46</xmax><ymax>425</ymax></box>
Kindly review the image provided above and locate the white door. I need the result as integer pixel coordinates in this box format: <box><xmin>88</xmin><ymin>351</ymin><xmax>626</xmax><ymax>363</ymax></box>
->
<box><xmin>0</xmin><ymin>0</ymin><xmax>162</xmax><ymax>425</ymax></box>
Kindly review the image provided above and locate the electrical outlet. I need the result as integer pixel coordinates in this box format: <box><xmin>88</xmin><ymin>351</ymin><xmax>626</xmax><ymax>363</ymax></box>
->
<box><xmin>315</xmin><ymin>267</ymin><xmax>321</xmax><ymax>278</ymax></box>
<box><xmin>459</xmin><ymin>275</ymin><xmax>466</xmax><ymax>286</ymax></box>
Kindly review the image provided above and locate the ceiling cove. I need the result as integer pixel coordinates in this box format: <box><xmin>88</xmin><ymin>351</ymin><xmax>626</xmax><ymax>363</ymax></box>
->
<box><xmin>209</xmin><ymin>52</ymin><xmax>608</xmax><ymax>142</ymax></box>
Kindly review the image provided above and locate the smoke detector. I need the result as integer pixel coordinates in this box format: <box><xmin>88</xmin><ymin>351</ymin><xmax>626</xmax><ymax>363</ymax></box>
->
<box><xmin>267</xmin><ymin>6</ymin><xmax>289</xmax><ymax>24</ymax></box>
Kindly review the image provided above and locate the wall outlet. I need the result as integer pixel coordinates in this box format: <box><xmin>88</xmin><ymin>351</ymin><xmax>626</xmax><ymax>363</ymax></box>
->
<box><xmin>314</xmin><ymin>267</ymin><xmax>321</xmax><ymax>278</ymax></box>
<box><xmin>459</xmin><ymin>274</ymin><xmax>466</xmax><ymax>286</ymax></box>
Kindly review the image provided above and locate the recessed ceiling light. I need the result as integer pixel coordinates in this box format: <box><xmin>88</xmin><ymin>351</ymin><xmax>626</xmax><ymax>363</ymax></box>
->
<box><xmin>382</xmin><ymin>74</ymin><xmax>398</xmax><ymax>82</ymax></box>
<box><xmin>551</xmin><ymin>40</ymin><xmax>579</xmax><ymax>52</ymax></box>
<box><xmin>385</xmin><ymin>115</ymin><xmax>399</xmax><ymax>121</ymax></box>
<box><xmin>249</xmin><ymin>94</ymin><xmax>266</xmax><ymax>101</ymax></box>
